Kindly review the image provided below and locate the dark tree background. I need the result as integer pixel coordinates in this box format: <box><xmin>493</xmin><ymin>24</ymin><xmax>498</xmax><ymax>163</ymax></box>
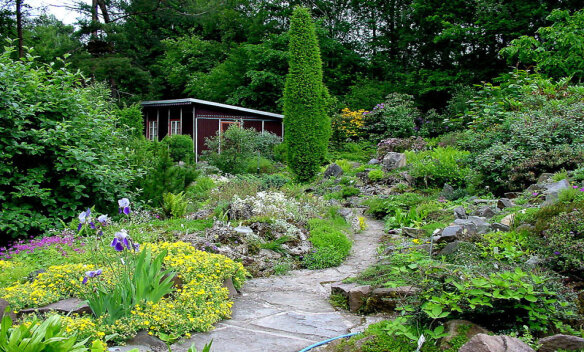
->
<box><xmin>1</xmin><ymin>0</ymin><xmax>581</xmax><ymax>112</ymax></box>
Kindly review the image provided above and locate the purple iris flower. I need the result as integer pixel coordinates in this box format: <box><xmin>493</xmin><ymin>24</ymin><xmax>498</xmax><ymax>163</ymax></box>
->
<box><xmin>82</xmin><ymin>269</ymin><xmax>102</xmax><ymax>284</ymax></box>
<box><xmin>97</xmin><ymin>214</ymin><xmax>108</xmax><ymax>225</ymax></box>
<box><xmin>118</xmin><ymin>198</ymin><xmax>131</xmax><ymax>215</ymax></box>
<box><xmin>77</xmin><ymin>208</ymin><xmax>95</xmax><ymax>231</ymax></box>
<box><xmin>111</xmin><ymin>230</ymin><xmax>131</xmax><ymax>251</ymax></box>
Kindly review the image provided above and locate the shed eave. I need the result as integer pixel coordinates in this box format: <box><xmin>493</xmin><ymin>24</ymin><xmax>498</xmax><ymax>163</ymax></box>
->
<box><xmin>141</xmin><ymin>98</ymin><xmax>283</xmax><ymax>119</ymax></box>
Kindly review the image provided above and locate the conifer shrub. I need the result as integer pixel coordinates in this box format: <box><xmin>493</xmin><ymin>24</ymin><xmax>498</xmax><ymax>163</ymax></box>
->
<box><xmin>161</xmin><ymin>134</ymin><xmax>194</xmax><ymax>164</ymax></box>
<box><xmin>283</xmin><ymin>7</ymin><xmax>330</xmax><ymax>182</ymax></box>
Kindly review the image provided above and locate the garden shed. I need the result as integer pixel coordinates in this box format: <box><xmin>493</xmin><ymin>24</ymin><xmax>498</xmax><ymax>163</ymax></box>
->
<box><xmin>141</xmin><ymin>98</ymin><xmax>284</xmax><ymax>162</ymax></box>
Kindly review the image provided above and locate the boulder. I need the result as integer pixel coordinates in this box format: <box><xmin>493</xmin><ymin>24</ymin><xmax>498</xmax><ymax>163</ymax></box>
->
<box><xmin>504</xmin><ymin>192</ymin><xmax>521</xmax><ymax>199</ymax></box>
<box><xmin>497</xmin><ymin>198</ymin><xmax>513</xmax><ymax>209</ymax></box>
<box><xmin>454</xmin><ymin>216</ymin><xmax>491</xmax><ymax>235</ymax></box>
<box><xmin>126</xmin><ymin>330</ymin><xmax>167</xmax><ymax>351</ymax></box>
<box><xmin>526</xmin><ymin>255</ymin><xmax>543</xmax><ymax>267</ymax></box>
<box><xmin>368</xmin><ymin>158</ymin><xmax>379</xmax><ymax>165</ymax></box>
<box><xmin>459</xmin><ymin>334</ymin><xmax>535</xmax><ymax>352</ymax></box>
<box><xmin>0</xmin><ymin>299</ymin><xmax>16</xmax><ymax>321</ymax></box>
<box><xmin>537</xmin><ymin>334</ymin><xmax>584</xmax><ymax>352</ymax></box>
<box><xmin>348</xmin><ymin>285</ymin><xmax>372</xmax><ymax>312</ymax></box>
<box><xmin>324</xmin><ymin>163</ymin><xmax>344</xmax><ymax>178</ymax></box>
<box><xmin>437</xmin><ymin>241</ymin><xmax>462</xmax><ymax>256</ymax></box>
<box><xmin>500</xmin><ymin>214</ymin><xmax>515</xmax><ymax>227</ymax></box>
<box><xmin>365</xmin><ymin>286</ymin><xmax>420</xmax><ymax>312</ymax></box>
<box><xmin>331</xmin><ymin>281</ymin><xmax>359</xmax><ymax>299</ymax></box>
<box><xmin>223</xmin><ymin>277</ymin><xmax>239</xmax><ymax>299</ymax></box>
<box><xmin>543</xmin><ymin>179</ymin><xmax>571</xmax><ymax>205</ymax></box>
<box><xmin>472</xmin><ymin>199</ymin><xmax>497</xmax><ymax>205</ymax></box>
<box><xmin>381</xmin><ymin>152</ymin><xmax>406</xmax><ymax>172</ymax></box>
<box><xmin>454</xmin><ymin>206</ymin><xmax>467</xmax><ymax>220</ymax></box>
<box><xmin>537</xmin><ymin>173</ymin><xmax>555</xmax><ymax>184</ymax></box>
<box><xmin>19</xmin><ymin>298</ymin><xmax>91</xmax><ymax>316</ymax></box>
<box><xmin>473</xmin><ymin>206</ymin><xmax>496</xmax><ymax>219</ymax></box>
<box><xmin>441</xmin><ymin>183</ymin><xmax>455</xmax><ymax>199</ymax></box>
<box><xmin>402</xmin><ymin>227</ymin><xmax>426</xmax><ymax>239</ymax></box>
<box><xmin>437</xmin><ymin>226</ymin><xmax>463</xmax><ymax>243</ymax></box>
<box><xmin>440</xmin><ymin>320</ymin><xmax>490</xmax><ymax>350</ymax></box>
<box><xmin>491</xmin><ymin>223</ymin><xmax>511</xmax><ymax>232</ymax></box>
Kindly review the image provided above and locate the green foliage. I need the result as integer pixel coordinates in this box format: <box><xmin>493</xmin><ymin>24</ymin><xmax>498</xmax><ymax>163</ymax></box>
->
<box><xmin>363</xmin><ymin>193</ymin><xmax>428</xmax><ymax>219</ymax></box>
<box><xmin>542</xmin><ymin>208</ymin><xmax>584</xmax><ymax>277</ymax></box>
<box><xmin>204</xmin><ymin>124</ymin><xmax>280</xmax><ymax>174</ymax></box>
<box><xmin>85</xmin><ymin>248</ymin><xmax>175</xmax><ymax>324</ymax></box>
<box><xmin>162</xmin><ymin>192</ymin><xmax>189</xmax><ymax>219</ymax></box>
<box><xmin>362</xmin><ymin>93</ymin><xmax>419</xmax><ymax>143</ymax></box>
<box><xmin>328</xmin><ymin>142</ymin><xmax>376</xmax><ymax>163</ymax></box>
<box><xmin>245</xmin><ymin>157</ymin><xmax>275</xmax><ymax>174</ymax></box>
<box><xmin>304</xmin><ymin>216</ymin><xmax>352</xmax><ymax>269</ymax></box>
<box><xmin>0</xmin><ymin>46</ymin><xmax>136</xmax><ymax>237</ymax></box>
<box><xmin>284</xmin><ymin>7</ymin><xmax>331</xmax><ymax>182</ymax></box>
<box><xmin>115</xmin><ymin>104</ymin><xmax>143</xmax><ymax>138</ymax></box>
<box><xmin>185</xmin><ymin>177</ymin><xmax>215</xmax><ymax>202</ymax></box>
<box><xmin>385</xmin><ymin>207</ymin><xmax>428</xmax><ymax>230</ymax></box>
<box><xmin>405</xmin><ymin>147</ymin><xmax>471</xmax><ymax>188</ymax></box>
<box><xmin>477</xmin><ymin>231</ymin><xmax>532</xmax><ymax>263</ymax></box>
<box><xmin>368</xmin><ymin>169</ymin><xmax>384</xmax><ymax>182</ymax></box>
<box><xmin>162</xmin><ymin>135</ymin><xmax>195</xmax><ymax>164</ymax></box>
<box><xmin>0</xmin><ymin>314</ymin><xmax>92</xmax><ymax>352</ymax></box>
<box><xmin>501</xmin><ymin>9</ymin><xmax>584</xmax><ymax>82</ymax></box>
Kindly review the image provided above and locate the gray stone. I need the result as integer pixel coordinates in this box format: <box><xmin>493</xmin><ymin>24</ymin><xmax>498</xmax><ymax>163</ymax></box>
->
<box><xmin>454</xmin><ymin>216</ymin><xmax>491</xmax><ymax>235</ymax></box>
<box><xmin>441</xmin><ymin>183</ymin><xmax>455</xmax><ymax>199</ymax></box>
<box><xmin>368</xmin><ymin>158</ymin><xmax>379</xmax><ymax>165</ymax></box>
<box><xmin>331</xmin><ymin>281</ymin><xmax>359</xmax><ymax>299</ymax></box>
<box><xmin>365</xmin><ymin>286</ymin><xmax>420</xmax><ymax>312</ymax></box>
<box><xmin>459</xmin><ymin>334</ymin><xmax>535</xmax><ymax>352</ymax></box>
<box><xmin>472</xmin><ymin>198</ymin><xmax>497</xmax><ymax>205</ymax></box>
<box><xmin>126</xmin><ymin>330</ymin><xmax>167</xmax><ymax>350</ymax></box>
<box><xmin>537</xmin><ymin>173</ymin><xmax>555</xmax><ymax>184</ymax></box>
<box><xmin>108</xmin><ymin>346</ymin><xmax>154</xmax><ymax>352</ymax></box>
<box><xmin>501</xmin><ymin>214</ymin><xmax>515</xmax><ymax>226</ymax></box>
<box><xmin>381</xmin><ymin>152</ymin><xmax>406</xmax><ymax>172</ymax></box>
<box><xmin>473</xmin><ymin>206</ymin><xmax>496</xmax><ymax>219</ymax></box>
<box><xmin>497</xmin><ymin>198</ymin><xmax>514</xmax><ymax>209</ymax></box>
<box><xmin>526</xmin><ymin>255</ymin><xmax>543</xmax><ymax>267</ymax></box>
<box><xmin>454</xmin><ymin>206</ymin><xmax>467</xmax><ymax>219</ymax></box>
<box><xmin>0</xmin><ymin>298</ymin><xmax>16</xmax><ymax>321</ymax></box>
<box><xmin>492</xmin><ymin>223</ymin><xmax>511</xmax><ymax>232</ymax></box>
<box><xmin>504</xmin><ymin>192</ymin><xmax>521</xmax><ymax>199</ymax></box>
<box><xmin>186</xmin><ymin>209</ymin><xmax>213</xmax><ymax>220</ymax></box>
<box><xmin>437</xmin><ymin>226</ymin><xmax>463</xmax><ymax>243</ymax></box>
<box><xmin>348</xmin><ymin>285</ymin><xmax>372</xmax><ymax>312</ymax></box>
<box><xmin>20</xmin><ymin>298</ymin><xmax>91</xmax><ymax>316</ymax></box>
<box><xmin>402</xmin><ymin>227</ymin><xmax>426</xmax><ymax>238</ymax></box>
<box><xmin>538</xmin><ymin>334</ymin><xmax>584</xmax><ymax>352</ymax></box>
<box><xmin>223</xmin><ymin>277</ymin><xmax>239</xmax><ymax>299</ymax></box>
<box><xmin>438</xmin><ymin>241</ymin><xmax>463</xmax><ymax>256</ymax></box>
<box><xmin>543</xmin><ymin>179</ymin><xmax>571</xmax><ymax>205</ymax></box>
<box><xmin>324</xmin><ymin>163</ymin><xmax>344</xmax><ymax>178</ymax></box>
<box><xmin>441</xmin><ymin>320</ymin><xmax>490</xmax><ymax>351</ymax></box>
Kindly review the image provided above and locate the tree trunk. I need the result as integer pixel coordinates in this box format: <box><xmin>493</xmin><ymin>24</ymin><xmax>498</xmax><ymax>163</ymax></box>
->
<box><xmin>16</xmin><ymin>0</ymin><xmax>23</xmax><ymax>58</ymax></box>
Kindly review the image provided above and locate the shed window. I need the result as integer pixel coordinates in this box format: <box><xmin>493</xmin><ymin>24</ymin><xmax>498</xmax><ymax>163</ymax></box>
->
<box><xmin>169</xmin><ymin>119</ymin><xmax>181</xmax><ymax>135</ymax></box>
<box><xmin>220</xmin><ymin>121</ymin><xmax>240</xmax><ymax>133</ymax></box>
<box><xmin>148</xmin><ymin>120</ymin><xmax>158</xmax><ymax>141</ymax></box>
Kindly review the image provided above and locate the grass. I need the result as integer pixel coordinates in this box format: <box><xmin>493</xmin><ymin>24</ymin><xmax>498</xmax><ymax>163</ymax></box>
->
<box><xmin>304</xmin><ymin>212</ymin><xmax>352</xmax><ymax>269</ymax></box>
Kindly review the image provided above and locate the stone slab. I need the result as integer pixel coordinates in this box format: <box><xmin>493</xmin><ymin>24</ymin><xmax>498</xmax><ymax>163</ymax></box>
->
<box><xmin>250</xmin><ymin>311</ymin><xmax>353</xmax><ymax>339</ymax></box>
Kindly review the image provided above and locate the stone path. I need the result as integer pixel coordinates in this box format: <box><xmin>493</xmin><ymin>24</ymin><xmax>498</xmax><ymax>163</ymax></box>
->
<box><xmin>172</xmin><ymin>216</ymin><xmax>386</xmax><ymax>352</ymax></box>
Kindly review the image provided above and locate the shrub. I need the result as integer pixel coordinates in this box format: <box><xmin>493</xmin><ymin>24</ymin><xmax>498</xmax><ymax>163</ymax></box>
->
<box><xmin>362</xmin><ymin>93</ymin><xmax>419</xmax><ymax>143</ymax></box>
<box><xmin>377</xmin><ymin>136</ymin><xmax>427</xmax><ymax>157</ymax></box>
<box><xmin>162</xmin><ymin>192</ymin><xmax>189</xmax><ymax>218</ymax></box>
<box><xmin>368</xmin><ymin>169</ymin><xmax>384</xmax><ymax>182</ymax></box>
<box><xmin>331</xmin><ymin>108</ymin><xmax>367</xmax><ymax>146</ymax></box>
<box><xmin>405</xmin><ymin>147</ymin><xmax>471</xmax><ymax>187</ymax></box>
<box><xmin>283</xmin><ymin>7</ymin><xmax>331</xmax><ymax>182</ymax></box>
<box><xmin>115</xmin><ymin>104</ymin><xmax>143</xmax><ymax>138</ymax></box>
<box><xmin>245</xmin><ymin>157</ymin><xmax>275</xmax><ymax>174</ymax></box>
<box><xmin>0</xmin><ymin>47</ymin><xmax>136</xmax><ymax>236</ymax></box>
<box><xmin>162</xmin><ymin>134</ymin><xmax>195</xmax><ymax>164</ymax></box>
<box><xmin>542</xmin><ymin>209</ymin><xmax>584</xmax><ymax>277</ymax></box>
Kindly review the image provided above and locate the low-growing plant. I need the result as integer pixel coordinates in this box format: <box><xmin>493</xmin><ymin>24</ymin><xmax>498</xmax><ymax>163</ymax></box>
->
<box><xmin>304</xmin><ymin>216</ymin><xmax>352</xmax><ymax>269</ymax></box>
<box><xmin>368</xmin><ymin>169</ymin><xmax>385</xmax><ymax>182</ymax></box>
<box><xmin>405</xmin><ymin>147</ymin><xmax>471</xmax><ymax>188</ymax></box>
<box><xmin>162</xmin><ymin>192</ymin><xmax>189</xmax><ymax>218</ymax></box>
<box><xmin>385</xmin><ymin>207</ymin><xmax>428</xmax><ymax>230</ymax></box>
<box><xmin>542</xmin><ymin>208</ymin><xmax>584</xmax><ymax>278</ymax></box>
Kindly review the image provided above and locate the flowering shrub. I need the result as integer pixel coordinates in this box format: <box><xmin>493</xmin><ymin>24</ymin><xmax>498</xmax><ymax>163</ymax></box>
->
<box><xmin>362</xmin><ymin>93</ymin><xmax>419</xmax><ymax>143</ymax></box>
<box><xmin>542</xmin><ymin>209</ymin><xmax>584</xmax><ymax>278</ymax></box>
<box><xmin>331</xmin><ymin>108</ymin><xmax>367</xmax><ymax>145</ymax></box>
<box><xmin>405</xmin><ymin>147</ymin><xmax>471</xmax><ymax>187</ymax></box>
<box><xmin>377</xmin><ymin>137</ymin><xmax>427</xmax><ymax>157</ymax></box>
<box><xmin>230</xmin><ymin>191</ymin><xmax>323</xmax><ymax>223</ymax></box>
<box><xmin>0</xmin><ymin>235</ymin><xmax>85</xmax><ymax>261</ymax></box>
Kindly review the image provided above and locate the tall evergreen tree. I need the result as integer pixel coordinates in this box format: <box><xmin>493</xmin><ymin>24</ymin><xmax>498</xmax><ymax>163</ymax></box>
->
<box><xmin>283</xmin><ymin>7</ymin><xmax>330</xmax><ymax>182</ymax></box>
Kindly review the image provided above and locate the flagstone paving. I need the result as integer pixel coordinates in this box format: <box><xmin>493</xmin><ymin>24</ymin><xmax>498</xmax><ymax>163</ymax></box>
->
<box><xmin>172</xmin><ymin>216</ymin><xmax>386</xmax><ymax>352</ymax></box>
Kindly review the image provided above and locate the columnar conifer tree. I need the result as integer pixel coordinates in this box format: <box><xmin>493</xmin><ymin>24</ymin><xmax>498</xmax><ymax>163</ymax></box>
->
<box><xmin>283</xmin><ymin>7</ymin><xmax>330</xmax><ymax>182</ymax></box>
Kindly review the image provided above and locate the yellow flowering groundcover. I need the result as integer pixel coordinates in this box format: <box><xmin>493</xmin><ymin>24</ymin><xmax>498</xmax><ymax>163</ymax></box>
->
<box><xmin>1</xmin><ymin>241</ymin><xmax>248</xmax><ymax>344</ymax></box>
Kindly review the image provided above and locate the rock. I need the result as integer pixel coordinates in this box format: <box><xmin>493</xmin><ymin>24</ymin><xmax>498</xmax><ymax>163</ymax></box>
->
<box><xmin>516</xmin><ymin>224</ymin><xmax>535</xmax><ymax>233</ymax></box>
<box><xmin>500</xmin><ymin>214</ymin><xmax>515</xmax><ymax>227</ymax></box>
<box><xmin>381</xmin><ymin>152</ymin><xmax>406</xmax><ymax>172</ymax></box>
<box><xmin>108</xmin><ymin>346</ymin><xmax>153</xmax><ymax>352</ymax></box>
<box><xmin>543</xmin><ymin>179</ymin><xmax>571</xmax><ymax>205</ymax></box>
<box><xmin>19</xmin><ymin>298</ymin><xmax>91</xmax><ymax>316</ymax></box>
<box><xmin>402</xmin><ymin>227</ymin><xmax>426</xmax><ymax>238</ymax></box>
<box><xmin>126</xmin><ymin>330</ymin><xmax>167</xmax><ymax>350</ymax></box>
<box><xmin>223</xmin><ymin>277</ymin><xmax>239</xmax><ymax>299</ymax></box>
<box><xmin>504</xmin><ymin>192</ymin><xmax>521</xmax><ymax>199</ymax></box>
<box><xmin>454</xmin><ymin>206</ymin><xmax>467</xmax><ymax>220</ymax></box>
<box><xmin>186</xmin><ymin>209</ymin><xmax>213</xmax><ymax>220</ymax></box>
<box><xmin>365</xmin><ymin>286</ymin><xmax>420</xmax><ymax>312</ymax></box>
<box><xmin>473</xmin><ymin>206</ymin><xmax>496</xmax><ymax>219</ymax></box>
<box><xmin>438</xmin><ymin>241</ymin><xmax>462</xmax><ymax>256</ymax></box>
<box><xmin>338</xmin><ymin>208</ymin><xmax>354</xmax><ymax>223</ymax></box>
<box><xmin>348</xmin><ymin>285</ymin><xmax>372</xmax><ymax>313</ymax></box>
<box><xmin>228</xmin><ymin>202</ymin><xmax>253</xmax><ymax>220</ymax></box>
<box><xmin>538</xmin><ymin>334</ymin><xmax>584</xmax><ymax>352</ymax></box>
<box><xmin>537</xmin><ymin>173</ymin><xmax>555</xmax><ymax>184</ymax></box>
<box><xmin>441</xmin><ymin>183</ymin><xmax>455</xmax><ymax>199</ymax></box>
<box><xmin>437</xmin><ymin>226</ymin><xmax>463</xmax><ymax>243</ymax></box>
<box><xmin>368</xmin><ymin>158</ymin><xmax>379</xmax><ymax>165</ymax></box>
<box><xmin>454</xmin><ymin>216</ymin><xmax>491</xmax><ymax>235</ymax></box>
<box><xmin>258</xmin><ymin>249</ymin><xmax>282</xmax><ymax>260</ymax></box>
<box><xmin>491</xmin><ymin>223</ymin><xmax>511</xmax><ymax>232</ymax></box>
<box><xmin>472</xmin><ymin>198</ymin><xmax>497</xmax><ymax>205</ymax></box>
<box><xmin>441</xmin><ymin>320</ymin><xmax>490</xmax><ymax>350</ymax></box>
<box><xmin>0</xmin><ymin>299</ymin><xmax>16</xmax><ymax>321</ymax></box>
<box><xmin>459</xmin><ymin>334</ymin><xmax>535</xmax><ymax>352</ymax></box>
<box><xmin>331</xmin><ymin>281</ymin><xmax>359</xmax><ymax>299</ymax></box>
<box><xmin>526</xmin><ymin>255</ymin><xmax>543</xmax><ymax>267</ymax></box>
<box><xmin>497</xmin><ymin>198</ymin><xmax>514</xmax><ymax>209</ymax></box>
<box><xmin>324</xmin><ymin>163</ymin><xmax>344</xmax><ymax>178</ymax></box>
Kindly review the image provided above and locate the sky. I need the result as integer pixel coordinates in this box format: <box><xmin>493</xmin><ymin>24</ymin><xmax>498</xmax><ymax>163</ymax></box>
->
<box><xmin>27</xmin><ymin>0</ymin><xmax>92</xmax><ymax>25</ymax></box>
